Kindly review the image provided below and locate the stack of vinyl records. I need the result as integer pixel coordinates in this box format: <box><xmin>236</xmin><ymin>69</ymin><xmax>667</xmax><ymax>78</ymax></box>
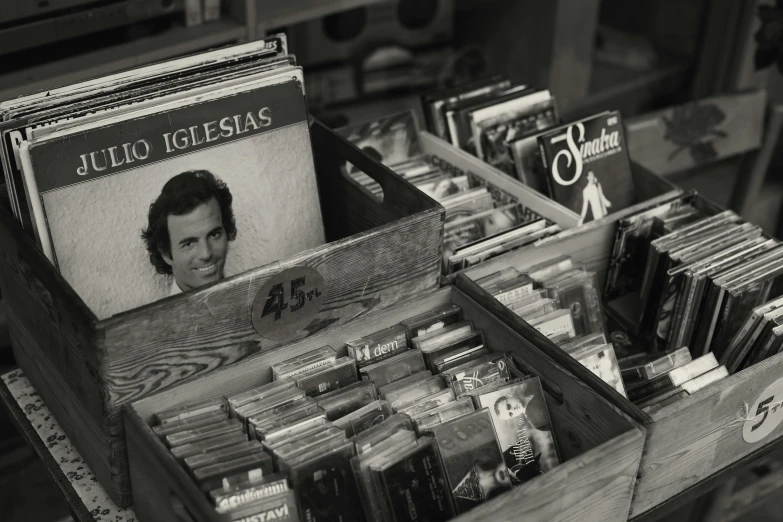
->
<box><xmin>421</xmin><ymin>77</ymin><xmax>637</xmax><ymax>225</ymax></box>
<box><xmin>0</xmin><ymin>35</ymin><xmax>327</xmax><ymax>319</ymax></box>
<box><xmin>152</xmin><ymin>302</ymin><xmax>563</xmax><ymax>520</ymax></box>
<box><xmin>337</xmin><ymin>112</ymin><xmax>561</xmax><ymax>274</ymax></box>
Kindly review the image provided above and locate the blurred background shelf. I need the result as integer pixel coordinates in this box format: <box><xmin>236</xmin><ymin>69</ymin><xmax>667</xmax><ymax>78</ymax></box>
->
<box><xmin>0</xmin><ymin>18</ymin><xmax>246</xmax><ymax>101</ymax></box>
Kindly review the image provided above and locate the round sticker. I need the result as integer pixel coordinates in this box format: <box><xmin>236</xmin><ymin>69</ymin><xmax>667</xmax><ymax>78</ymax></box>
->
<box><xmin>251</xmin><ymin>266</ymin><xmax>325</xmax><ymax>340</ymax></box>
<box><xmin>744</xmin><ymin>378</ymin><xmax>783</xmax><ymax>444</ymax></box>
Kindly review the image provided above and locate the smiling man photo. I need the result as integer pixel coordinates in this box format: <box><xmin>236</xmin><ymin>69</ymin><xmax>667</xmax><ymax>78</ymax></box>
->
<box><xmin>142</xmin><ymin>170</ymin><xmax>237</xmax><ymax>296</ymax></box>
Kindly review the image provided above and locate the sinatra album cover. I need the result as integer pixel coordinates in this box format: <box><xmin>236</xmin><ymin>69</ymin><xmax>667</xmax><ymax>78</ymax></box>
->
<box><xmin>22</xmin><ymin>77</ymin><xmax>325</xmax><ymax>319</ymax></box>
<box><xmin>538</xmin><ymin>111</ymin><xmax>635</xmax><ymax>224</ymax></box>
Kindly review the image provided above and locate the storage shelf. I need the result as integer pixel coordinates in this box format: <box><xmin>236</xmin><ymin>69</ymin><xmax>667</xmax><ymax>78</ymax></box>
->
<box><xmin>256</xmin><ymin>0</ymin><xmax>390</xmax><ymax>32</ymax></box>
<box><xmin>0</xmin><ymin>19</ymin><xmax>246</xmax><ymax>101</ymax></box>
<box><xmin>563</xmin><ymin>60</ymin><xmax>689</xmax><ymax>120</ymax></box>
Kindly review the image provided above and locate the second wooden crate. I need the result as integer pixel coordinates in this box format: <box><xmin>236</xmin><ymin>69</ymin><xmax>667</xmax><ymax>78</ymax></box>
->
<box><xmin>126</xmin><ymin>286</ymin><xmax>645</xmax><ymax>522</ymax></box>
<box><xmin>457</xmin><ymin>193</ymin><xmax>783</xmax><ymax>519</ymax></box>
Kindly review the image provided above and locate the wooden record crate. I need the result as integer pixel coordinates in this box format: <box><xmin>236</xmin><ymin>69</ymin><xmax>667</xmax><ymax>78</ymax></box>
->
<box><xmin>126</xmin><ymin>285</ymin><xmax>646</xmax><ymax>522</ymax></box>
<box><xmin>457</xmin><ymin>189</ymin><xmax>783</xmax><ymax>519</ymax></box>
<box><xmin>0</xmin><ymin>121</ymin><xmax>445</xmax><ymax>507</ymax></box>
<box><xmin>429</xmin><ymin>142</ymin><xmax>682</xmax><ymax>284</ymax></box>
<box><xmin>416</xmin><ymin>131</ymin><xmax>582</xmax><ymax>230</ymax></box>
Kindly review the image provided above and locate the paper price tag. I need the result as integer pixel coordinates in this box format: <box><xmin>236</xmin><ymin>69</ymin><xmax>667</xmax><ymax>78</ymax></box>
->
<box><xmin>744</xmin><ymin>378</ymin><xmax>783</xmax><ymax>444</ymax></box>
<box><xmin>251</xmin><ymin>266</ymin><xmax>325</xmax><ymax>340</ymax></box>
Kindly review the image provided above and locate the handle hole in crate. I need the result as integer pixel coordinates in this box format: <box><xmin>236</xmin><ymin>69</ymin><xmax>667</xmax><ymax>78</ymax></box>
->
<box><xmin>343</xmin><ymin>161</ymin><xmax>385</xmax><ymax>202</ymax></box>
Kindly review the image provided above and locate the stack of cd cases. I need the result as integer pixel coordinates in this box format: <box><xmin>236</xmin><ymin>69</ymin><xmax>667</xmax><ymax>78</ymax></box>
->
<box><xmin>148</xmin><ymin>301</ymin><xmax>562</xmax><ymax>521</ymax></box>
<box><xmin>475</xmin><ymin>257</ymin><xmax>628</xmax><ymax>399</ymax></box>
<box><xmin>337</xmin><ymin>111</ymin><xmax>562</xmax><ymax>275</ymax></box>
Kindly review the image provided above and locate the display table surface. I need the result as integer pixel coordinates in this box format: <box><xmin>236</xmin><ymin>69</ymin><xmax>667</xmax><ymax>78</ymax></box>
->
<box><xmin>0</xmin><ymin>369</ymin><xmax>136</xmax><ymax>522</ymax></box>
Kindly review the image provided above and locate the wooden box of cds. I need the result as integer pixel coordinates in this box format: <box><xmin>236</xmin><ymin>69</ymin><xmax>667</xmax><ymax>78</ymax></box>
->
<box><xmin>0</xmin><ymin>122</ymin><xmax>444</xmax><ymax>507</ymax></box>
<box><xmin>456</xmin><ymin>188</ymin><xmax>783</xmax><ymax>519</ymax></box>
<box><xmin>125</xmin><ymin>285</ymin><xmax>645</xmax><ymax>522</ymax></box>
<box><xmin>409</xmin><ymin>133</ymin><xmax>680</xmax><ymax>281</ymax></box>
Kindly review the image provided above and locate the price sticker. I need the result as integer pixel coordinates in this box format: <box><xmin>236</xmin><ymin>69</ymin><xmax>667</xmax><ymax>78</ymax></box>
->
<box><xmin>251</xmin><ymin>266</ymin><xmax>325</xmax><ymax>340</ymax></box>
<box><xmin>744</xmin><ymin>378</ymin><xmax>783</xmax><ymax>444</ymax></box>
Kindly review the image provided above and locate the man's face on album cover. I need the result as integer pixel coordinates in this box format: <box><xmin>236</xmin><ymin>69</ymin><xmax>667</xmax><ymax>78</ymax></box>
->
<box><xmin>162</xmin><ymin>197</ymin><xmax>229</xmax><ymax>291</ymax></box>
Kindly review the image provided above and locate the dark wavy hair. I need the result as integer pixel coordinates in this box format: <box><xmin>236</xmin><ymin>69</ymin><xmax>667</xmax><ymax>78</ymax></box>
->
<box><xmin>142</xmin><ymin>170</ymin><xmax>237</xmax><ymax>275</ymax></box>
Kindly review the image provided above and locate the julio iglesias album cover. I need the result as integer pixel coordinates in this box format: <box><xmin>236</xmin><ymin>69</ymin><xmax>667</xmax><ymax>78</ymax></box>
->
<box><xmin>21</xmin><ymin>76</ymin><xmax>325</xmax><ymax>319</ymax></box>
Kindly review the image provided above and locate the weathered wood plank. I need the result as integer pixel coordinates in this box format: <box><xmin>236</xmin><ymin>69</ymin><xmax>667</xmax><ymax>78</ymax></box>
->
<box><xmin>0</xmin><ymin>206</ymin><xmax>102</xmax><ymax>414</ymax></box>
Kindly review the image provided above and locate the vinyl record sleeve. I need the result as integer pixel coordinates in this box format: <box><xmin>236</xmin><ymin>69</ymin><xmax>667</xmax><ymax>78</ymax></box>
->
<box><xmin>430</xmin><ymin>409</ymin><xmax>510</xmax><ymax>513</ymax></box>
<box><xmin>1</xmin><ymin>36</ymin><xmax>288</xmax><ymax>235</ymax></box>
<box><xmin>421</xmin><ymin>76</ymin><xmax>511</xmax><ymax>140</ymax></box>
<box><xmin>21</xmin><ymin>75</ymin><xmax>325</xmax><ymax>319</ymax></box>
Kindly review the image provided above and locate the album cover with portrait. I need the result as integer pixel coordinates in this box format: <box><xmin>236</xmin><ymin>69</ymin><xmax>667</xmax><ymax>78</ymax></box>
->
<box><xmin>19</xmin><ymin>72</ymin><xmax>325</xmax><ymax>319</ymax></box>
<box><xmin>472</xmin><ymin>377</ymin><xmax>560</xmax><ymax>485</ymax></box>
<box><xmin>538</xmin><ymin>111</ymin><xmax>635</xmax><ymax>224</ymax></box>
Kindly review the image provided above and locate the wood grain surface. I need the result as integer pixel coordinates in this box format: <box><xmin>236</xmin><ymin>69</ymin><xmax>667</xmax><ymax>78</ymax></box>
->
<box><xmin>98</xmin><ymin>209</ymin><xmax>442</xmax><ymax>405</ymax></box>
<box><xmin>633</xmin><ymin>351</ymin><xmax>783</xmax><ymax>517</ymax></box>
<box><xmin>0</xmin><ymin>205</ymin><xmax>101</xmax><ymax>418</ymax></box>
<box><xmin>128</xmin><ymin>286</ymin><xmax>644</xmax><ymax>522</ymax></box>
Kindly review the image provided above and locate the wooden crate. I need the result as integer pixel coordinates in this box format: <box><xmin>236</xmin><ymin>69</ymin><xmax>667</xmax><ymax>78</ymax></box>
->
<box><xmin>448</xmin><ymin>161</ymin><xmax>680</xmax><ymax>284</ymax></box>
<box><xmin>0</xmin><ymin>122</ymin><xmax>444</xmax><ymax>507</ymax></box>
<box><xmin>126</xmin><ymin>286</ymin><xmax>645</xmax><ymax>522</ymax></box>
<box><xmin>417</xmin><ymin>131</ymin><xmax>582</xmax><ymax>230</ymax></box>
<box><xmin>457</xmin><ymin>192</ymin><xmax>783</xmax><ymax>519</ymax></box>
